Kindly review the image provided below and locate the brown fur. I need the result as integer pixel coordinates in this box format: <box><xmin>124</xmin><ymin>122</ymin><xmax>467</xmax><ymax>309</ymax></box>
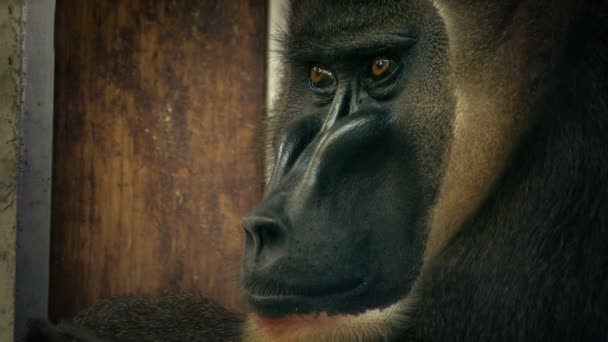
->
<box><xmin>26</xmin><ymin>294</ymin><xmax>243</xmax><ymax>342</ymax></box>
<box><xmin>425</xmin><ymin>0</ymin><xmax>578</xmax><ymax>261</ymax></box>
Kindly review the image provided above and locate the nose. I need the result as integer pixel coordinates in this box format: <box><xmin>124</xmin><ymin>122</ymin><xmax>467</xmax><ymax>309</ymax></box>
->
<box><xmin>241</xmin><ymin>215</ymin><xmax>288</xmax><ymax>269</ymax></box>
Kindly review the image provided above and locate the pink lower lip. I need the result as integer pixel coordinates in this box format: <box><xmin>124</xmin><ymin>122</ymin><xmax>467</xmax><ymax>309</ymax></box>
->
<box><xmin>249</xmin><ymin>312</ymin><xmax>345</xmax><ymax>337</ymax></box>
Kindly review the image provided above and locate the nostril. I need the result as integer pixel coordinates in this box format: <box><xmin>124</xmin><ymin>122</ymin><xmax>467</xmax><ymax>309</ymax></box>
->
<box><xmin>242</xmin><ymin>216</ymin><xmax>287</xmax><ymax>258</ymax></box>
<box><xmin>258</xmin><ymin>223</ymin><xmax>282</xmax><ymax>249</ymax></box>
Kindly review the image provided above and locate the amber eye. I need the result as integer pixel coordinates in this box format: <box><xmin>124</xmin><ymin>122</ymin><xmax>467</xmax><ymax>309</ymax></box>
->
<box><xmin>371</xmin><ymin>57</ymin><xmax>391</xmax><ymax>77</ymax></box>
<box><xmin>309</xmin><ymin>64</ymin><xmax>336</xmax><ymax>89</ymax></box>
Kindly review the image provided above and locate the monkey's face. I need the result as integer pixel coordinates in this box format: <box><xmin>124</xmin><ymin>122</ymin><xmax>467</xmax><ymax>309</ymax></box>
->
<box><xmin>241</xmin><ymin>0</ymin><xmax>452</xmax><ymax>321</ymax></box>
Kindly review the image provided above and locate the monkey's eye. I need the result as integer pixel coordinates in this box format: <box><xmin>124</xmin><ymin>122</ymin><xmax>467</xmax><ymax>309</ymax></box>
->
<box><xmin>364</xmin><ymin>56</ymin><xmax>403</xmax><ymax>99</ymax></box>
<box><xmin>370</xmin><ymin>56</ymin><xmax>395</xmax><ymax>78</ymax></box>
<box><xmin>309</xmin><ymin>64</ymin><xmax>336</xmax><ymax>90</ymax></box>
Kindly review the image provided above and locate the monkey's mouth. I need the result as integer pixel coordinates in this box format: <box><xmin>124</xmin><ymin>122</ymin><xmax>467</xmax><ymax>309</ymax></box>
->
<box><xmin>243</xmin><ymin>277</ymin><xmax>371</xmax><ymax>317</ymax></box>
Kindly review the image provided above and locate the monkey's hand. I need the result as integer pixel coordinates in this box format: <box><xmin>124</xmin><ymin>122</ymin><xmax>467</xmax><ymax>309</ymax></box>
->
<box><xmin>25</xmin><ymin>319</ymin><xmax>109</xmax><ymax>342</ymax></box>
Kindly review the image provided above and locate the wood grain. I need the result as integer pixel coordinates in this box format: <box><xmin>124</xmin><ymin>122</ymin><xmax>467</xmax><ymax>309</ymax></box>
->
<box><xmin>50</xmin><ymin>0</ymin><xmax>266</xmax><ymax>321</ymax></box>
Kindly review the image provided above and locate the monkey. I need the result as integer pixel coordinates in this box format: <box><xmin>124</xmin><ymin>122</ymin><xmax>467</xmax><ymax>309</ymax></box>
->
<box><xmin>25</xmin><ymin>0</ymin><xmax>608</xmax><ymax>341</ymax></box>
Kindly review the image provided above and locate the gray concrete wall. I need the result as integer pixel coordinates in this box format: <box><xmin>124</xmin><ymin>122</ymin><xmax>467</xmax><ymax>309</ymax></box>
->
<box><xmin>0</xmin><ymin>0</ymin><xmax>55</xmax><ymax>339</ymax></box>
<box><xmin>0</xmin><ymin>1</ymin><xmax>21</xmax><ymax>341</ymax></box>
<box><xmin>14</xmin><ymin>0</ymin><xmax>55</xmax><ymax>339</ymax></box>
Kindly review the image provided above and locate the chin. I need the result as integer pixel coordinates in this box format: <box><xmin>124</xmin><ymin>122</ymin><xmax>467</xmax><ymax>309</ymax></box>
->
<box><xmin>241</xmin><ymin>297</ymin><xmax>415</xmax><ymax>342</ymax></box>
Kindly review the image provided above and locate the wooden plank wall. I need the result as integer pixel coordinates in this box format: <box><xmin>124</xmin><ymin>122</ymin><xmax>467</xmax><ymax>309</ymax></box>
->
<box><xmin>50</xmin><ymin>0</ymin><xmax>266</xmax><ymax>321</ymax></box>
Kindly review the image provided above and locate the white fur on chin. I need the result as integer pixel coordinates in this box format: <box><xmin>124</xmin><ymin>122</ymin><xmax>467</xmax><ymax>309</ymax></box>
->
<box><xmin>241</xmin><ymin>296</ymin><xmax>416</xmax><ymax>342</ymax></box>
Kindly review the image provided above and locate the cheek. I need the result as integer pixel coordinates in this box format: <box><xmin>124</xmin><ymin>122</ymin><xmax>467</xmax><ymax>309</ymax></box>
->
<box><xmin>390</xmin><ymin>87</ymin><xmax>454</xmax><ymax>200</ymax></box>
